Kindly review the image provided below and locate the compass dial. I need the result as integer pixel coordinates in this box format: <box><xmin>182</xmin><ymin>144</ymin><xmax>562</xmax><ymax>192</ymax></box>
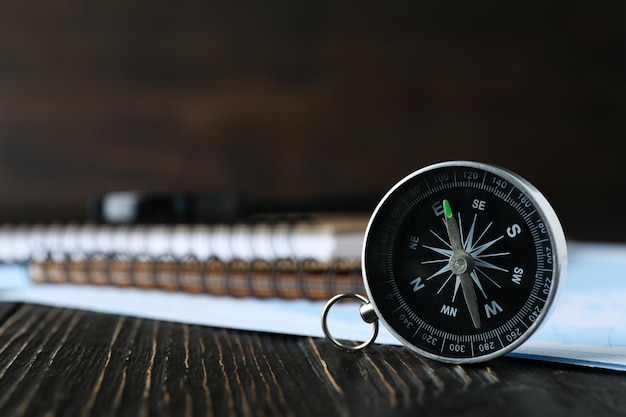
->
<box><xmin>362</xmin><ymin>161</ymin><xmax>566</xmax><ymax>363</ymax></box>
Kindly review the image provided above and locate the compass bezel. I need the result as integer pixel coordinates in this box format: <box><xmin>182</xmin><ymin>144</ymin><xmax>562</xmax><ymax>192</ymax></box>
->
<box><xmin>361</xmin><ymin>161</ymin><xmax>567</xmax><ymax>363</ymax></box>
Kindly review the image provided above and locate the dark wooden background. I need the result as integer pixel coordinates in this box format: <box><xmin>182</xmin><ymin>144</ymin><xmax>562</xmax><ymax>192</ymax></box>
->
<box><xmin>0</xmin><ymin>0</ymin><xmax>622</xmax><ymax>241</ymax></box>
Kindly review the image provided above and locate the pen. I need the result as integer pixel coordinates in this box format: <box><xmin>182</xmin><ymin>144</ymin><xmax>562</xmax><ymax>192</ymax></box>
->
<box><xmin>90</xmin><ymin>191</ymin><xmax>379</xmax><ymax>224</ymax></box>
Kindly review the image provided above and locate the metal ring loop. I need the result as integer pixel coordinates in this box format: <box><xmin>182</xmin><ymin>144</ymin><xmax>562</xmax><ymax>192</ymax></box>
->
<box><xmin>321</xmin><ymin>293</ymin><xmax>379</xmax><ymax>352</ymax></box>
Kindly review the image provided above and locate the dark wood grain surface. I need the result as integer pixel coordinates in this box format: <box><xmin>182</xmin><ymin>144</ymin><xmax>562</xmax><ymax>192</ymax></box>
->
<box><xmin>0</xmin><ymin>303</ymin><xmax>623</xmax><ymax>417</ymax></box>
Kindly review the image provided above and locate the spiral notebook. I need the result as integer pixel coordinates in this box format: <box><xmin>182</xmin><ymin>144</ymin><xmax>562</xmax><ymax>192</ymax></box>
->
<box><xmin>0</xmin><ymin>215</ymin><xmax>367</xmax><ymax>299</ymax></box>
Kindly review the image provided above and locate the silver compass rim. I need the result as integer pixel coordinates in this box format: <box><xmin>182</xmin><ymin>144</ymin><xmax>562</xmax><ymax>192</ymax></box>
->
<box><xmin>360</xmin><ymin>160</ymin><xmax>568</xmax><ymax>364</ymax></box>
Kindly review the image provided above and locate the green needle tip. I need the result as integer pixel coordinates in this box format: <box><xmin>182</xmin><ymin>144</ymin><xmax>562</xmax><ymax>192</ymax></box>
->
<box><xmin>443</xmin><ymin>199</ymin><xmax>452</xmax><ymax>218</ymax></box>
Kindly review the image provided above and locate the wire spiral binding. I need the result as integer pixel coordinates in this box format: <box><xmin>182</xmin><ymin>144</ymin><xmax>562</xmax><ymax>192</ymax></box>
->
<box><xmin>2</xmin><ymin>219</ymin><xmax>365</xmax><ymax>300</ymax></box>
<box><xmin>30</xmin><ymin>254</ymin><xmax>364</xmax><ymax>300</ymax></box>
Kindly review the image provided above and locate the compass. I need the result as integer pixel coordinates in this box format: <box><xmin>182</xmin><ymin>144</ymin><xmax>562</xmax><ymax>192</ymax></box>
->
<box><xmin>322</xmin><ymin>161</ymin><xmax>567</xmax><ymax>363</ymax></box>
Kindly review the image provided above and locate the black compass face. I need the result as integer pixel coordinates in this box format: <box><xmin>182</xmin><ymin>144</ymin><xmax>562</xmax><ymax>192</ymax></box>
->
<box><xmin>363</xmin><ymin>162</ymin><xmax>565</xmax><ymax>363</ymax></box>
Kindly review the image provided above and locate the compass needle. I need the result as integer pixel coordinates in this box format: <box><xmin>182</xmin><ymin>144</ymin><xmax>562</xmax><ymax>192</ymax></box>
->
<box><xmin>442</xmin><ymin>200</ymin><xmax>482</xmax><ymax>328</ymax></box>
<box><xmin>460</xmin><ymin>274</ymin><xmax>481</xmax><ymax>328</ymax></box>
<box><xmin>442</xmin><ymin>200</ymin><xmax>463</xmax><ymax>251</ymax></box>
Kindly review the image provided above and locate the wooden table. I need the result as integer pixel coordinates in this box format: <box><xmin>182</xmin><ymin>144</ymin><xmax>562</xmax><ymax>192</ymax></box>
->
<box><xmin>0</xmin><ymin>302</ymin><xmax>623</xmax><ymax>417</ymax></box>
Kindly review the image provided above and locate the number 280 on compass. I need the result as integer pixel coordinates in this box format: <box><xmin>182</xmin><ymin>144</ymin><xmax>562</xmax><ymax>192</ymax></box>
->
<box><xmin>358</xmin><ymin>161</ymin><xmax>567</xmax><ymax>363</ymax></box>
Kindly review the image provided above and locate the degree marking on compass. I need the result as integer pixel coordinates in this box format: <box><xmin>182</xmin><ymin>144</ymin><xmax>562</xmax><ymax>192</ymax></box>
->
<box><xmin>493</xmin><ymin>189</ymin><xmax>505</xmax><ymax>199</ymax></box>
<box><xmin>398</xmin><ymin>194</ymin><xmax>411</xmax><ymax>208</ymax></box>
<box><xmin>422</xmin><ymin>323</ymin><xmax>436</xmax><ymax>335</ymax></box>
<box><xmin>381</xmin><ymin>222</ymin><xmax>396</xmax><ymax>230</ymax></box>
<box><xmin>505</xmin><ymin>186</ymin><xmax>514</xmax><ymax>199</ymax></box>
<box><xmin>392</xmin><ymin>305</ymin><xmax>403</xmax><ymax>315</ymax></box>
<box><xmin>530</xmin><ymin>294</ymin><xmax>546</xmax><ymax>303</ymax></box>
<box><xmin>522</xmin><ymin>210</ymin><xmax>537</xmax><ymax>220</ymax></box>
<box><xmin>412</xmin><ymin>324</ymin><xmax>423</xmax><ymax>339</ymax></box>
